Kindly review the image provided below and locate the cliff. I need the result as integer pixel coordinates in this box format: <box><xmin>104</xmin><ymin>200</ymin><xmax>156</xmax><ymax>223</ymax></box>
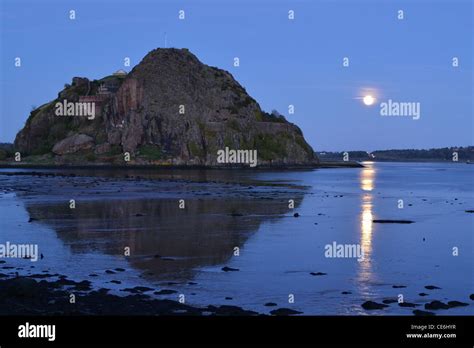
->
<box><xmin>14</xmin><ymin>48</ymin><xmax>318</xmax><ymax>167</ymax></box>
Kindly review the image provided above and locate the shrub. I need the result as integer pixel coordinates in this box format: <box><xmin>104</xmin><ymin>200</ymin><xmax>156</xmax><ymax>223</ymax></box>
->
<box><xmin>137</xmin><ymin>144</ymin><xmax>162</xmax><ymax>160</ymax></box>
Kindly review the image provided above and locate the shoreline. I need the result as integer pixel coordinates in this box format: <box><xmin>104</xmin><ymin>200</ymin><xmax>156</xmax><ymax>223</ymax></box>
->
<box><xmin>1</xmin><ymin>272</ymin><xmax>471</xmax><ymax>316</ymax></box>
<box><xmin>0</xmin><ymin>275</ymin><xmax>261</xmax><ymax>316</ymax></box>
<box><xmin>0</xmin><ymin>161</ymin><xmax>363</xmax><ymax>170</ymax></box>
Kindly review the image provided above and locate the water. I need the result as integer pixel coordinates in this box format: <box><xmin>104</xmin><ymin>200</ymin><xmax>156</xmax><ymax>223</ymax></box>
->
<box><xmin>0</xmin><ymin>162</ymin><xmax>472</xmax><ymax>315</ymax></box>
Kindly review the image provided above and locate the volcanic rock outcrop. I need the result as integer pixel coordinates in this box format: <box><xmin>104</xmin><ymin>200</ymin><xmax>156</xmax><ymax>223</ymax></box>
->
<box><xmin>14</xmin><ymin>48</ymin><xmax>318</xmax><ymax>167</ymax></box>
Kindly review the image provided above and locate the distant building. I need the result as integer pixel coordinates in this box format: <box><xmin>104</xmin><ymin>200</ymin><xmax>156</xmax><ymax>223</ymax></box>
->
<box><xmin>113</xmin><ymin>69</ymin><xmax>127</xmax><ymax>77</ymax></box>
<box><xmin>97</xmin><ymin>79</ymin><xmax>120</xmax><ymax>95</ymax></box>
<box><xmin>97</xmin><ymin>84</ymin><xmax>111</xmax><ymax>95</ymax></box>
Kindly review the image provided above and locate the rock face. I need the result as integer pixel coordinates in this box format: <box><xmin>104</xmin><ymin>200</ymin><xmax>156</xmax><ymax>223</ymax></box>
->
<box><xmin>14</xmin><ymin>48</ymin><xmax>318</xmax><ymax>167</ymax></box>
<box><xmin>52</xmin><ymin>134</ymin><xmax>94</xmax><ymax>155</ymax></box>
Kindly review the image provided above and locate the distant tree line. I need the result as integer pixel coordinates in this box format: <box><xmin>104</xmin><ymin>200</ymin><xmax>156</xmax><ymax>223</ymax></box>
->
<box><xmin>317</xmin><ymin>146</ymin><xmax>474</xmax><ymax>162</ymax></box>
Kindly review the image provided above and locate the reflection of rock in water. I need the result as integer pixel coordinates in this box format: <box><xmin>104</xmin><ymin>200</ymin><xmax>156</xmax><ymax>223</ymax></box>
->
<box><xmin>25</xmin><ymin>195</ymin><xmax>304</xmax><ymax>280</ymax></box>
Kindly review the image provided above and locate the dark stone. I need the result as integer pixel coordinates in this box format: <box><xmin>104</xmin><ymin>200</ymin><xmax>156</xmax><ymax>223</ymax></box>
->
<box><xmin>447</xmin><ymin>301</ymin><xmax>469</xmax><ymax>308</ymax></box>
<box><xmin>154</xmin><ymin>289</ymin><xmax>177</xmax><ymax>295</ymax></box>
<box><xmin>133</xmin><ymin>286</ymin><xmax>153</xmax><ymax>292</ymax></box>
<box><xmin>372</xmin><ymin>219</ymin><xmax>414</xmax><ymax>224</ymax></box>
<box><xmin>418</xmin><ymin>293</ymin><xmax>429</xmax><ymax>297</ymax></box>
<box><xmin>74</xmin><ymin>280</ymin><xmax>92</xmax><ymax>291</ymax></box>
<box><xmin>264</xmin><ymin>302</ymin><xmax>278</xmax><ymax>307</ymax></box>
<box><xmin>399</xmin><ymin>302</ymin><xmax>419</xmax><ymax>308</ymax></box>
<box><xmin>392</xmin><ymin>285</ymin><xmax>406</xmax><ymax>288</ymax></box>
<box><xmin>210</xmin><ymin>305</ymin><xmax>258</xmax><ymax>316</ymax></box>
<box><xmin>293</xmin><ymin>213</ymin><xmax>300</xmax><ymax>217</ymax></box>
<box><xmin>425</xmin><ymin>301</ymin><xmax>450</xmax><ymax>310</ymax></box>
<box><xmin>310</xmin><ymin>272</ymin><xmax>327</xmax><ymax>276</ymax></box>
<box><xmin>26</xmin><ymin>273</ymin><xmax>56</xmax><ymax>279</ymax></box>
<box><xmin>121</xmin><ymin>286</ymin><xmax>153</xmax><ymax>293</ymax></box>
<box><xmin>222</xmin><ymin>266</ymin><xmax>239</xmax><ymax>272</ymax></box>
<box><xmin>382</xmin><ymin>299</ymin><xmax>398</xmax><ymax>304</ymax></box>
<box><xmin>424</xmin><ymin>285</ymin><xmax>441</xmax><ymax>290</ymax></box>
<box><xmin>270</xmin><ymin>308</ymin><xmax>303</xmax><ymax>316</ymax></box>
<box><xmin>5</xmin><ymin>278</ymin><xmax>38</xmax><ymax>297</ymax></box>
<box><xmin>361</xmin><ymin>301</ymin><xmax>389</xmax><ymax>310</ymax></box>
<box><xmin>56</xmin><ymin>278</ymin><xmax>77</xmax><ymax>286</ymax></box>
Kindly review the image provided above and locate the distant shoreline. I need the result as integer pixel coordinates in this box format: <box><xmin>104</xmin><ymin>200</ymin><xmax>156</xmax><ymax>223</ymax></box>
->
<box><xmin>0</xmin><ymin>161</ymin><xmax>363</xmax><ymax>170</ymax></box>
<box><xmin>317</xmin><ymin>146</ymin><xmax>473</xmax><ymax>163</ymax></box>
<box><xmin>1</xmin><ymin>160</ymin><xmax>473</xmax><ymax>171</ymax></box>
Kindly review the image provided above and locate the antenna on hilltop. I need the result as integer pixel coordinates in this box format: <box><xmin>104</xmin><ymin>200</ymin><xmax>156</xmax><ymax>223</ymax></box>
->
<box><xmin>164</xmin><ymin>32</ymin><xmax>167</xmax><ymax>48</ymax></box>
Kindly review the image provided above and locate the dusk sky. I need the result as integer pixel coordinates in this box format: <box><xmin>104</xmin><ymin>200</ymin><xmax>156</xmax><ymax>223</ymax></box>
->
<box><xmin>1</xmin><ymin>0</ymin><xmax>472</xmax><ymax>151</ymax></box>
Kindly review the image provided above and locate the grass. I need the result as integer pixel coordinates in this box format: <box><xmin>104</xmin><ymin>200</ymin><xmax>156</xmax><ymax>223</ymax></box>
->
<box><xmin>255</xmin><ymin>110</ymin><xmax>287</xmax><ymax>123</ymax></box>
<box><xmin>137</xmin><ymin>144</ymin><xmax>162</xmax><ymax>160</ymax></box>
<box><xmin>255</xmin><ymin>134</ymin><xmax>288</xmax><ymax>160</ymax></box>
<box><xmin>188</xmin><ymin>142</ymin><xmax>205</xmax><ymax>157</ymax></box>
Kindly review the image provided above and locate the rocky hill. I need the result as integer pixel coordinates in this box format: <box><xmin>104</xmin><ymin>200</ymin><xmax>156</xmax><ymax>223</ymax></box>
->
<box><xmin>14</xmin><ymin>48</ymin><xmax>318</xmax><ymax>167</ymax></box>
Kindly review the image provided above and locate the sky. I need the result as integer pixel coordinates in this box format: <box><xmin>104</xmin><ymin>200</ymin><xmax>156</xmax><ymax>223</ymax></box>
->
<box><xmin>0</xmin><ymin>0</ymin><xmax>472</xmax><ymax>151</ymax></box>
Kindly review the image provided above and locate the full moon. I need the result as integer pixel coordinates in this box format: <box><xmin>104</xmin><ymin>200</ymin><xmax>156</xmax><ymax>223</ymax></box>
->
<box><xmin>363</xmin><ymin>95</ymin><xmax>375</xmax><ymax>106</ymax></box>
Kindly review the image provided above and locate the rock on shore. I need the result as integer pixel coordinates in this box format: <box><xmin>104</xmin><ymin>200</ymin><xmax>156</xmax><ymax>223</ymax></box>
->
<box><xmin>0</xmin><ymin>276</ymin><xmax>257</xmax><ymax>316</ymax></box>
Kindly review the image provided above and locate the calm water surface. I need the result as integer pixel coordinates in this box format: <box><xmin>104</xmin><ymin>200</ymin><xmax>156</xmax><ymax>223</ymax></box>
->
<box><xmin>0</xmin><ymin>162</ymin><xmax>472</xmax><ymax>315</ymax></box>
